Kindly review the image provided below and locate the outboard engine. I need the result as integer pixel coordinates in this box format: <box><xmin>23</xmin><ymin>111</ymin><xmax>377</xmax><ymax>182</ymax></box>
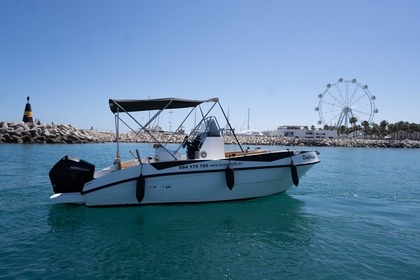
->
<box><xmin>49</xmin><ymin>155</ymin><xmax>95</xmax><ymax>193</ymax></box>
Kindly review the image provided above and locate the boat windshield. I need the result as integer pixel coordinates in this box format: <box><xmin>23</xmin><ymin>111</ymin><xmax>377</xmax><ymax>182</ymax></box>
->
<box><xmin>198</xmin><ymin>116</ymin><xmax>221</xmax><ymax>137</ymax></box>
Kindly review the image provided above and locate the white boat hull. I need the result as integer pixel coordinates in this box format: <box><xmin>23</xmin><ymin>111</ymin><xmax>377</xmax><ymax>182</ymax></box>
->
<box><xmin>50</xmin><ymin>151</ymin><xmax>319</xmax><ymax>207</ymax></box>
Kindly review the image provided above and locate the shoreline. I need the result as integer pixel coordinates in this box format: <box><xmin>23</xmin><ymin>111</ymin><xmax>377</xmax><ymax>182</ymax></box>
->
<box><xmin>1</xmin><ymin>121</ymin><xmax>419</xmax><ymax>148</ymax></box>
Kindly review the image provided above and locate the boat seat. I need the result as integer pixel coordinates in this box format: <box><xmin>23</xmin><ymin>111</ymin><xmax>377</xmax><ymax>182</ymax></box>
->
<box><xmin>119</xmin><ymin>159</ymin><xmax>139</xmax><ymax>169</ymax></box>
<box><xmin>187</xmin><ymin>133</ymin><xmax>205</xmax><ymax>159</ymax></box>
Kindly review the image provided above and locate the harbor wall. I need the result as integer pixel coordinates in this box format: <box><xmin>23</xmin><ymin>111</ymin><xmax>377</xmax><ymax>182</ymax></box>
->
<box><xmin>1</xmin><ymin>121</ymin><xmax>419</xmax><ymax>148</ymax></box>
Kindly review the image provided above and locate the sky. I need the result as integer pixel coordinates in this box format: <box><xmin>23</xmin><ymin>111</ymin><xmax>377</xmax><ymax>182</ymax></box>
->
<box><xmin>1</xmin><ymin>0</ymin><xmax>420</xmax><ymax>132</ymax></box>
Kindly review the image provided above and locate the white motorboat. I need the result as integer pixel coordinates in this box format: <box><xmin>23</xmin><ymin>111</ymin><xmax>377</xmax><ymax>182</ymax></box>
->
<box><xmin>49</xmin><ymin>97</ymin><xmax>320</xmax><ymax>207</ymax></box>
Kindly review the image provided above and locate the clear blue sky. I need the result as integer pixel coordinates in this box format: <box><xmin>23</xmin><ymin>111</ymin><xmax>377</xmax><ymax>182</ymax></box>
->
<box><xmin>1</xmin><ymin>0</ymin><xmax>419</xmax><ymax>132</ymax></box>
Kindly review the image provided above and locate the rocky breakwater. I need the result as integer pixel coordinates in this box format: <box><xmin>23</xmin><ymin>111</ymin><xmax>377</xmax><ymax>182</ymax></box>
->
<box><xmin>226</xmin><ymin>136</ymin><xmax>420</xmax><ymax>148</ymax></box>
<box><xmin>0</xmin><ymin>122</ymin><xmax>116</xmax><ymax>144</ymax></box>
<box><xmin>114</xmin><ymin>134</ymin><xmax>420</xmax><ymax>148</ymax></box>
<box><xmin>2</xmin><ymin>121</ymin><xmax>420</xmax><ymax>148</ymax></box>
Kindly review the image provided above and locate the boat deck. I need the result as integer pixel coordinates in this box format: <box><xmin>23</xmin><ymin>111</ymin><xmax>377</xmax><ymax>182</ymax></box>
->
<box><xmin>224</xmin><ymin>149</ymin><xmax>269</xmax><ymax>158</ymax></box>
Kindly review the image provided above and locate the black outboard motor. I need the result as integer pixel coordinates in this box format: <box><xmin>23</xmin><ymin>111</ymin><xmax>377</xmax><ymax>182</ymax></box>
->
<box><xmin>49</xmin><ymin>155</ymin><xmax>95</xmax><ymax>193</ymax></box>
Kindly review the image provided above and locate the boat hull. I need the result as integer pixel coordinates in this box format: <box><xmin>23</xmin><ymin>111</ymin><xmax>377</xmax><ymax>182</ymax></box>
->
<box><xmin>50</xmin><ymin>151</ymin><xmax>319</xmax><ymax>207</ymax></box>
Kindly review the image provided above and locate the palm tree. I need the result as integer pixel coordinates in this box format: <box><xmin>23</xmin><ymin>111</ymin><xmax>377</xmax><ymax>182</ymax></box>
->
<box><xmin>378</xmin><ymin>120</ymin><xmax>388</xmax><ymax>138</ymax></box>
<box><xmin>409</xmin><ymin>122</ymin><xmax>418</xmax><ymax>139</ymax></box>
<box><xmin>371</xmin><ymin>123</ymin><xmax>380</xmax><ymax>139</ymax></box>
<box><xmin>361</xmin><ymin>120</ymin><xmax>371</xmax><ymax>139</ymax></box>
<box><xmin>387</xmin><ymin>123</ymin><xmax>396</xmax><ymax>139</ymax></box>
<box><xmin>349</xmin><ymin>117</ymin><xmax>358</xmax><ymax>138</ymax></box>
<box><xmin>337</xmin><ymin>125</ymin><xmax>347</xmax><ymax>137</ymax></box>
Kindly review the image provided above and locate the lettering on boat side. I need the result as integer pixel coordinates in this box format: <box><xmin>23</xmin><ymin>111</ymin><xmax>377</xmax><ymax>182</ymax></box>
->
<box><xmin>302</xmin><ymin>154</ymin><xmax>316</xmax><ymax>160</ymax></box>
<box><xmin>149</xmin><ymin>184</ymin><xmax>172</xmax><ymax>189</ymax></box>
<box><xmin>178</xmin><ymin>162</ymin><xmax>243</xmax><ymax>170</ymax></box>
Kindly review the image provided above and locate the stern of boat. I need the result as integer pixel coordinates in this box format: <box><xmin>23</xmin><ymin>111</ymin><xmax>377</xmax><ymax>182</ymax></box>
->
<box><xmin>48</xmin><ymin>155</ymin><xmax>96</xmax><ymax>204</ymax></box>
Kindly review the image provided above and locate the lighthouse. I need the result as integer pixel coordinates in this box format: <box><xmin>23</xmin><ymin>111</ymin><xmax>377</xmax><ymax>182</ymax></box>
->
<box><xmin>22</xmin><ymin>96</ymin><xmax>33</xmax><ymax>123</ymax></box>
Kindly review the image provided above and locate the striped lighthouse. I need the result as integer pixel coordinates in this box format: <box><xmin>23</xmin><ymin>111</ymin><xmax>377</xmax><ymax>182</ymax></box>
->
<box><xmin>22</xmin><ymin>96</ymin><xmax>34</xmax><ymax>123</ymax></box>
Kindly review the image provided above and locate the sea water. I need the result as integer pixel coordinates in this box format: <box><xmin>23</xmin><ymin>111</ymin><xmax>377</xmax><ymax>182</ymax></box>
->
<box><xmin>0</xmin><ymin>143</ymin><xmax>419</xmax><ymax>279</ymax></box>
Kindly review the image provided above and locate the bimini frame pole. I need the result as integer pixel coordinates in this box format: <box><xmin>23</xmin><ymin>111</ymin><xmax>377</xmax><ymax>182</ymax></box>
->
<box><xmin>217</xmin><ymin>101</ymin><xmax>244</xmax><ymax>152</ymax></box>
<box><xmin>114</xmin><ymin>108</ymin><xmax>121</xmax><ymax>167</ymax></box>
<box><xmin>111</xmin><ymin>99</ymin><xmax>179</xmax><ymax>160</ymax></box>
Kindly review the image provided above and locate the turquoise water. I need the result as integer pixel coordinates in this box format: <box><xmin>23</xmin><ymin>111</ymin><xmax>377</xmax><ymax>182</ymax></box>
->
<box><xmin>0</xmin><ymin>143</ymin><xmax>419</xmax><ymax>279</ymax></box>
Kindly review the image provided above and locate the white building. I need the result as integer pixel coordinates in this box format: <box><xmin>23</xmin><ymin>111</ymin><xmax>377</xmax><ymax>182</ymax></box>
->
<box><xmin>267</xmin><ymin>125</ymin><xmax>337</xmax><ymax>139</ymax></box>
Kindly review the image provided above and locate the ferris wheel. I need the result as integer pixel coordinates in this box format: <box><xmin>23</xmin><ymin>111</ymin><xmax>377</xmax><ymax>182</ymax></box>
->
<box><xmin>315</xmin><ymin>78</ymin><xmax>378</xmax><ymax>127</ymax></box>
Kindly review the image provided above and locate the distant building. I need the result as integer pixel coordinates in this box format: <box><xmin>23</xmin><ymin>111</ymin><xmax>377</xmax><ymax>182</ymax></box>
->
<box><xmin>267</xmin><ymin>125</ymin><xmax>337</xmax><ymax>139</ymax></box>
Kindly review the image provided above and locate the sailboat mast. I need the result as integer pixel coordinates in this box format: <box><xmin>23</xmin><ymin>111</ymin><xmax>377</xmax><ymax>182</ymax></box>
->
<box><xmin>226</xmin><ymin>108</ymin><xmax>230</xmax><ymax>130</ymax></box>
<box><xmin>247</xmin><ymin>108</ymin><xmax>250</xmax><ymax>130</ymax></box>
<box><xmin>148</xmin><ymin>96</ymin><xmax>151</xmax><ymax>127</ymax></box>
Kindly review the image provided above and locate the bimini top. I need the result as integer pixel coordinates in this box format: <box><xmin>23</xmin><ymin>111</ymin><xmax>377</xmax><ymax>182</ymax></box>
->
<box><xmin>109</xmin><ymin>97</ymin><xmax>219</xmax><ymax>113</ymax></box>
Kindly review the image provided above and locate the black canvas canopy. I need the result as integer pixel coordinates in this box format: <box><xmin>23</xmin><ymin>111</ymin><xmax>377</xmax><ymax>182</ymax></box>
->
<box><xmin>109</xmin><ymin>97</ymin><xmax>219</xmax><ymax>113</ymax></box>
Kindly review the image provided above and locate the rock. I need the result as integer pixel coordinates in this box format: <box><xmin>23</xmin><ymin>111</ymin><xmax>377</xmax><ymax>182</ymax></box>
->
<box><xmin>36</xmin><ymin>135</ymin><xmax>46</xmax><ymax>142</ymax></box>
<box><xmin>0</xmin><ymin>122</ymin><xmax>8</xmax><ymax>129</ymax></box>
<box><xmin>21</xmin><ymin>134</ymin><xmax>31</xmax><ymax>143</ymax></box>
<box><xmin>3</xmin><ymin>133</ymin><xmax>12</xmax><ymax>142</ymax></box>
<box><xmin>12</xmin><ymin>135</ymin><xmax>23</xmax><ymax>144</ymax></box>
